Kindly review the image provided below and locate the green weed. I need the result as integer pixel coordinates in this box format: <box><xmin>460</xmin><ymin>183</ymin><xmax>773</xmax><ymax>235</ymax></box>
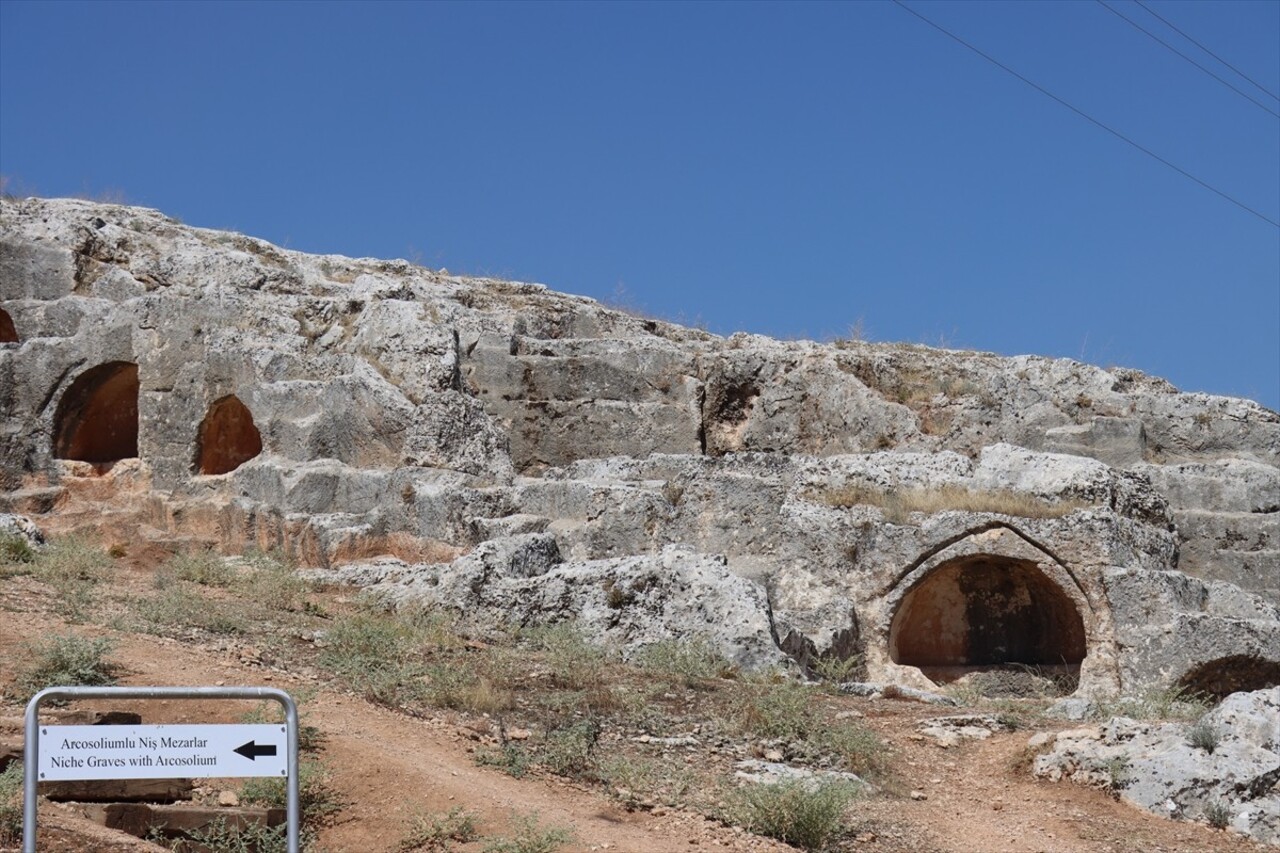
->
<box><xmin>727</xmin><ymin>780</ymin><xmax>857</xmax><ymax>851</ymax></box>
<box><xmin>524</xmin><ymin>623</ymin><xmax>611</xmax><ymax>690</ymax></box>
<box><xmin>317</xmin><ymin>612</ymin><xmax>426</xmax><ymax>707</ymax></box>
<box><xmin>0</xmin><ymin>764</ymin><xmax>20</xmax><ymax>846</ymax></box>
<box><xmin>1204</xmin><ymin>799</ymin><xmax>1231</xmax><ymax>830</ymax></box>
<box><xmin>168</xmin><ymin>550</ymin><xmax>237</xmax><ymax>587</ymax></box>
<box><xmin>0</xmin><ymin>534</ymin><xmax>36</xmax><ymax>570</ymax></box>
<box><xmin>1186</xmin><ymin>719</ymin><xmax>1221</xmax><ymax>753</ymax></box>
<box><xmin>132</xmin><ymin>587</ymin><xmax>247</xmax><ymax>636</ymax></box>
<box><xmin>240</xmin><ymin>759</ymin><xmax>341</xmax><ymax>826</ymax></box>
<box><xmin>397</xmin><ymin>806</ymin><xmax>479</xmax><ymax>852</ymax></box>
<box><xmin>481</xmin><ymin>812</ymin><xmax>573</xmax><ymax>853</ymax></box>
<box><xmin>634</xmin><ymin>638</ymin><xmax>735</xmax><ymax>686</ymax></box>
<box><xmin>12</xmin><ymin>633</ymin><xmax>116</xmax><ymax>702</ymax></box>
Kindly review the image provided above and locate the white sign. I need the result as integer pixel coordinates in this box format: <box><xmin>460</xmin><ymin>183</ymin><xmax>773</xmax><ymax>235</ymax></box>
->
<box><xmin>37</xmin><ymin>723</ymin><xmax>288</xmax><ymax>781</ymax></box>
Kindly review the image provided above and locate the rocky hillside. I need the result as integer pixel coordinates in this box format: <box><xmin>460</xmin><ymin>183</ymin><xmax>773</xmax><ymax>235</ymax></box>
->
<box><xmin>2</xmin><ymin>196</ymin><xmax>1278</xmax><ymax>703</ymax></box>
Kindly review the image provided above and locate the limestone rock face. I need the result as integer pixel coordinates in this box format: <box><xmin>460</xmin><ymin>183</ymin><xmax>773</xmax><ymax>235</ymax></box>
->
<box><xmin>2</xmin><ymin>196</ymin><xmax>1279</xmax><ymax>702</ymax></box>
<box><xmin>1034</xmin><ymin>687</ymin><xmax>1280</xmax><ymax>845</ymax></box>
<box><xmin>314</xmin><ymin>538</ymin><xmax>788</xmax><ymax>670</ymax></box>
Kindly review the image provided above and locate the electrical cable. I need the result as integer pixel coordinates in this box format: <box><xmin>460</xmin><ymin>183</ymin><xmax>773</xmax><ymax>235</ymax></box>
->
<box><xmin>1134</xmin><ymin>0</ymin><xmax>1280</xmax><ymax>103</ymax></box>
<box><xmin>1095</xmin><ymin>0</ymin><xmax>1279</xmax><ymax>119</ymax></box>
<box><xmin>891</xmin><ymin>0</ymin><xmax>1279</xmax><ymax>229</ymax></box>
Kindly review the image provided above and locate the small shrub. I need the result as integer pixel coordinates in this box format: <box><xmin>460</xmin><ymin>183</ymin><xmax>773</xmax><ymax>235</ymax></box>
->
<box><xmin>599</xmin><ymin>755</ymin><xmax>695</xmax><ymax>810</ymax></box>
<box><xmin>540</xmin><ymin>719</ymin><xmax>600</xmax><ymax>777</ymax></box>
<box><xmin>0</xmin><ymin>533</ymin><xmax>36</xmax><ymax>567</ymax></box>
<box><xmin>811</xmin><ymin>654</ymin><xmax>863</xmax><ymax>685</ymax></box>
<box><xmin>820</xmin><ymin>723</ymin><xmax>888</xmax><ymax>777</ymax></box>
<box><xmin>132</xmin><ymin>587</ymin><xmax>247</xmax><ymax>636</ymax></box>
<box><xmin>475</xmin><ymin>743</ymin><xmax>532</xmax><ymax>779</ymax></box>
<box><xmin>1204</xmin><ymin>799</ymin><xmax>1231</xmax><ymax>830</ymax></box>
<box><xmin>0</xmin><ymin>764</ymin><xmax>21</xmax><ymax>846</ymax></box>
<box><xmin>525</xmin><ymin>623</ymin><xmax>611</xmax><ymax>690</ymax></box>
<box><xmin>1093</xmin><ymin>686</ymin><xmax>1210</xmax><ymax>722</ymax></box>
<box><xmin>240</xmin><ymin>759</ymin><xmax>341</xmax><ymax>825</ymax></box>
<box><xmin>167</xmin><ymin>818</ymin><xmax>289</xmax><ymax>853</ymax></box>
<box><xmin>168</xmin><ymin>550</ymin><xmax>236</xmax><ymax>587</ymax></box>
<box><xmin>635</xmin><ymin>638</ymin><xmax>735</xmax><ymax>686</ymax></box>
<box><xmin>317</xmin><ymin>612</ymin><xmax>425</xmax><ymax>707</ymax></box>
<box><xmin>410</xmin><ymin>609</ymin><xmax>469</xmax><ymax>652</ymax></box>
<box><xmin>243</xmin><ymin>551</ymin><xmax>313</xmax><ymax>612</ymax></box>
<box><xmin>30</xmin><ymin>536</ymin><xmax>112</xmax><ymax>620</ymax></box>
<box><xmin>1097</xmin><ymin>754</ymin><xmax>1131</xmax><ymax>793</ymax></box>
<box><xmin>13</xmin><ymin>634</ymin><xmax>116</xmax><ymax>702</ymax></box>
<box><xmin>1186</xmin><ymin>719</ymin><xmax>1221</xmax><ymax>753</ymax></box>
<box><xmin>481</xmin><ymin>812</ymin><xmax>573</xmax><ymax>853</ymax></box>
<box><xmin>727</xmin><ymin>780</ymin><xmax>856</xmax><ymax>851</ymax></box>
<box><xmin>424</xmin><ymin>661</ymin><xmax>514</xmax><ymax>714</ymax></box>
<box><xmin>33</xmin><ymin>536</ymin><xmax>112</xmax><ymax>582</ymax></box>
<box><xmin>738</xmin><ymin>681</ymin><xmax>815</xmax><ymax>740</ymax></box>
<box><xmin>398</xmin><ymin>806</ymin><xmax>479</xmax><ymax>851</ymax></box>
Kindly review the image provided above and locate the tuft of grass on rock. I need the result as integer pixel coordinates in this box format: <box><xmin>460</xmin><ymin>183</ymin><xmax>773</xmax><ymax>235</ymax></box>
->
<box><xmin>1092</xmin><ymin>686</ymin><xmax>1211</xmax><ymax>723</ymax></box>
<box><xmin>1204</xmin><ymin>799</ymin><xmax>1231</xmax><ymax>830</ymax></box>
<box><xmin>810</xmin><ymin>655</ymin><xmax>864</xmax><ymax>686</ymax></box>
<box><xmin>812</xmin><ymin>483</ymin><xmax>1088</xmax><ymax>524</ymax></box>
<box><xmin>1186</xmin><ymin>718</ymin><xmax>1222</xmax><ymax>753</ymax></box>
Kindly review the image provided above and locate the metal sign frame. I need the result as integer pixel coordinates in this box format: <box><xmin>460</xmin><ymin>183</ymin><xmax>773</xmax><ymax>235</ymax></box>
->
<box><xmin>23</xmin><ymin>685</ymin><xmax>300</xmax><ymax>853</ymax></box>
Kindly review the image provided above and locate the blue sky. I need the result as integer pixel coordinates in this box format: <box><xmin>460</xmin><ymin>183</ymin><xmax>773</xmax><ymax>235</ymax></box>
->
<box><xmin>2</xmin><ymin>0</ymin><xmax>1277</xmax><ymax>409</ymax></box>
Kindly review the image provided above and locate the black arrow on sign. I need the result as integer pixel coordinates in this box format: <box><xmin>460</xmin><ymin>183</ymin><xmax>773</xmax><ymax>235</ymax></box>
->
<box><xmin>234</xmin><ymin>741</ymin><xmax>278</xmax><ymax>761</ymax></box>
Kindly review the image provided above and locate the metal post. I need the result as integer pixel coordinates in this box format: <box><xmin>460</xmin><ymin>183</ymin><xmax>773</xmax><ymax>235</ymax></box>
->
<box><xmin>23</xmin><ymin>685</ymin><xmax>300</xmax><ymax>853</ymax></box>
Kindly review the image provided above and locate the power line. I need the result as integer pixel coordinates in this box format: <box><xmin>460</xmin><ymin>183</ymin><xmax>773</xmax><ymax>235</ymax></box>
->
<box><xmin>1134</xmin><ymin>0</ymin><xmax>1280</xmax><ymax>103</ymax></box>
<box><xmin>1096</xmin><ymin>0</ymin><xmax>1279</xmax><ymax>119</ymax></box>
<box><xmin>890</xmin><ymin>0</ymin><xmax>1280</xmax><ymax>229</ymax></box>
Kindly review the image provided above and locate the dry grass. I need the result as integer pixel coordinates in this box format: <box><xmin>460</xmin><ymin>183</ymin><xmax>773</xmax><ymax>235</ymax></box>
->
<box><xmin>813</xmin><ymin>484</ymin><xmax>1090</xmax><ymax>524</ymax></box>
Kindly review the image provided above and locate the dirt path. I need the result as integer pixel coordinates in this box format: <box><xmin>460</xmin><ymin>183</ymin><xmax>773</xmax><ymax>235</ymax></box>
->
<box><xmin>1</xmin><ymin>605</ymin><xmax>785</xmax><ymax>852</ymax></box>
<box><xmin>1</xmin><ymin>574</ymin><xmax>1267</xmax><ymax>853</ymax></box>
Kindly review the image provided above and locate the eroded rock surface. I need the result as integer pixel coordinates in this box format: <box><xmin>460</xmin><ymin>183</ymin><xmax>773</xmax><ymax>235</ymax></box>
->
<box><xmin>2</xmin><ymin>196</ymin><xmax>1278</xmax><ymax>704</ymax></box>
<box><xmin>1034</xmin><ymin>687</ymin><xmax>1280</xmax><ymax>845</ymax></box>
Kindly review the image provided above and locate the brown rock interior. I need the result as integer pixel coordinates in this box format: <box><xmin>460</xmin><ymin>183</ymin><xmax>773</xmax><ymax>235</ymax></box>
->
<box><xmin>0</xmin><ymin>308</ymin><xmax>16</xmax><ymax>343</ymax></box>
<box><xmin>194</xmin><ymin>395</ymin><xmax>263</xmax><ymax>475</ymax></box>
<box><xmin>889</xmin><ymin>555</ymin><xmax>1086</xmax><ymax>683</ymax></box>
<box><xmin>52</xmin><ymin>361</ymin><xmax>140</xmax><ymax>464</ymax></box>
<box><xmin>1178</xmin><ymin>655</ymin><xmax>1280</xmax><ymax>703</ymax></box>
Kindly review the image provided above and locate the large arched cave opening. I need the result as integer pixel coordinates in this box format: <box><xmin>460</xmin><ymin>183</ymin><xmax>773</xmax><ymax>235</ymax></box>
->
<box><xmin>194</xmin><ymin>394</ymin><xmax>263</xmax><ymax>475</ymax></box>
<box><xmin>1178</xmin><ymin>655</ymin><xmax>1280</xmax><ymax>703</ymax></box>
<box><xmin>0</xmin><ymin>308</ymin><xmax>16</xmax><ymax>343</ymax></box>
<box><xmin>889</xmin><ymin>555</ymin><xmax>1086</xmax><ymax>684</ymax></box>
<box><xmin>53</xmin><ymin>361</ymin><xmax>140</xmax><ymax>464</ymax></box>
